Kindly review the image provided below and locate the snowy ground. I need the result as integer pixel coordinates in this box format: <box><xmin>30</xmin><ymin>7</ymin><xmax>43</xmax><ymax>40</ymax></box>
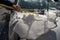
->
<box><xmin>9</xmin><ymin>10</ymin><xmax>60</xmax><ymax>40</ymax></box>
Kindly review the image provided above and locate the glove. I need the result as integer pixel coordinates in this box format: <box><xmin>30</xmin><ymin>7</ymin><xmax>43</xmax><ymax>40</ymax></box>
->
<box><xmin>13</xmin><ymin>5</ymin><xmax>21</xmax><ymax>11</ymax></box>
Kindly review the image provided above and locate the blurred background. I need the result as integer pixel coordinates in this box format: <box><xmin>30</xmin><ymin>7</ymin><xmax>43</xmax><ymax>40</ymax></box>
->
<box><xmin>17</xmin><ymin>0</ymin><xmax>60</xmax><ymax>13</ymax></box>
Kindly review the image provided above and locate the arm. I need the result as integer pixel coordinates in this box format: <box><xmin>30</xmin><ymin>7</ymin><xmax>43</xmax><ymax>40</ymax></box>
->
<box><xmin>14</xmin><ymin>0</ymin><xmax>18</xmax><ymax>5</ymax></box>
<box><xmin>13</xmin><ymin>0</ymin><xmax>21</xmax><ymax>11</ymax></box>
<box><xmin>0</xmin><ymin>0</ymin><xmax>20</xmax><ymax>11</ymax></box>
<box><xmin>0</xmin><ymin>0</ymin><xmax>14</xmax><ymax>7</ymax></box>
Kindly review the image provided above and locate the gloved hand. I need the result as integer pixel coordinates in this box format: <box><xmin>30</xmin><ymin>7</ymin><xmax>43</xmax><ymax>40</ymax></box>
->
<box><xmin>13</xmin><ymin>5</ymin><xmax>21</xmax><ymax>11</ymax></box>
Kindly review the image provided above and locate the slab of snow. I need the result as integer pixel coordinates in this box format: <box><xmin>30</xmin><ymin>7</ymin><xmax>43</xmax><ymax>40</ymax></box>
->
<box><xmin>12</xmin><ymin>12</ymin><xmax>49</xmax><ymax>39</ymax></box>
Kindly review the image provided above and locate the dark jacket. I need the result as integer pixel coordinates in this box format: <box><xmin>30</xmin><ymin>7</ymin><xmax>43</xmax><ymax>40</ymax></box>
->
<box><xmin>0</xmin><ymin>0</ymin><xmax>17</xmax><ymax>7</ymax></box>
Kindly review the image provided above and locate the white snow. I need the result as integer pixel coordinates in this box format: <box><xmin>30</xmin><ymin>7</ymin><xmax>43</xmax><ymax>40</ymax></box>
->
<box><xmin>9</xmin><ymin>10</ymin><xmax>60</xmax><ymax>40</ymax></box>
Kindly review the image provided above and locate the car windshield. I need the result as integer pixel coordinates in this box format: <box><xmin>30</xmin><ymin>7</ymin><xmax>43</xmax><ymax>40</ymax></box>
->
<box><xmin>18</xmin><ymin>0</ymin><xmax>60</xmax><ymax>10</ymax></box>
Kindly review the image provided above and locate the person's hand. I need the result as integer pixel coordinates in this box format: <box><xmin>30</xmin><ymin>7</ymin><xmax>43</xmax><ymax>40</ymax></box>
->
<box><xmin>13</xmin><ymin>5</ymin><xmax>21</xmax><ymax>11</ymax></box>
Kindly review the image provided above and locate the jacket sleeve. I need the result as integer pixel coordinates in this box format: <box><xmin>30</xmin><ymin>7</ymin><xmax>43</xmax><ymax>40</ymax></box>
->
<box><xmin>0</xmin><ymin>0</ymin><xmax>14</xmax><ymax>7</ymax></box>
<box><xmin>13</xmin><ymin>0</ymin><xmax>18</xmax><ymax>5</ymax></box>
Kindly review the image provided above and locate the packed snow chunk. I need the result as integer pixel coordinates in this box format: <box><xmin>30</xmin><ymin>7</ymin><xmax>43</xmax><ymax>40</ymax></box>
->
<box><xmin>56</xmin><ymin>17</ymin><xmax>60</xmax><ymax>27</ymax></box>
<box><xmin>56</xmin><ymin>11</ymin><xmax>60</xmax><ymax>17</ymax></box>
<box><xmin>28</xmin><ymin>20</ymin><xmax>48</xmax><ymax>39</ymax></box>
<box><xmin>13</xmin><ymin>13</ymin><xmax>49</xmax><ymax>39</ymax></box>
<box><xmin>9</xmin><ymin>12</ymin><xmax>17</xmax><ymax>25</ymax></box>
<box><xmin>52</xmin><ymin>17</ymin><xmax>60</xmax><ymax>31</ymax></box>
<box><xmin>45</xmin><ymin>11</ymin><xmax>56</xmax><ymax>22</ymax></box>
<box><xmin>13</xmin><ymin>19</ymin><xmax>29</xmax><ymax>38</ymax></box>
<box><xmin>47</xmin><ymin>21</ymin><xmax>56</xmax><ymax>29</ymax></box>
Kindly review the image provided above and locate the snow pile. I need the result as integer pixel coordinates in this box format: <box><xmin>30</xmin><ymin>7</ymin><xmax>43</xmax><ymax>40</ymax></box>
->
<box><xmin>12</xmin><ymin>12</ymin><xmax>49</xmax><ymax>39</ymax></box>
<box><xmin>9</xmin><ymin>11</ymin><xmax>59</xmax><ymax>39</ymax></box>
